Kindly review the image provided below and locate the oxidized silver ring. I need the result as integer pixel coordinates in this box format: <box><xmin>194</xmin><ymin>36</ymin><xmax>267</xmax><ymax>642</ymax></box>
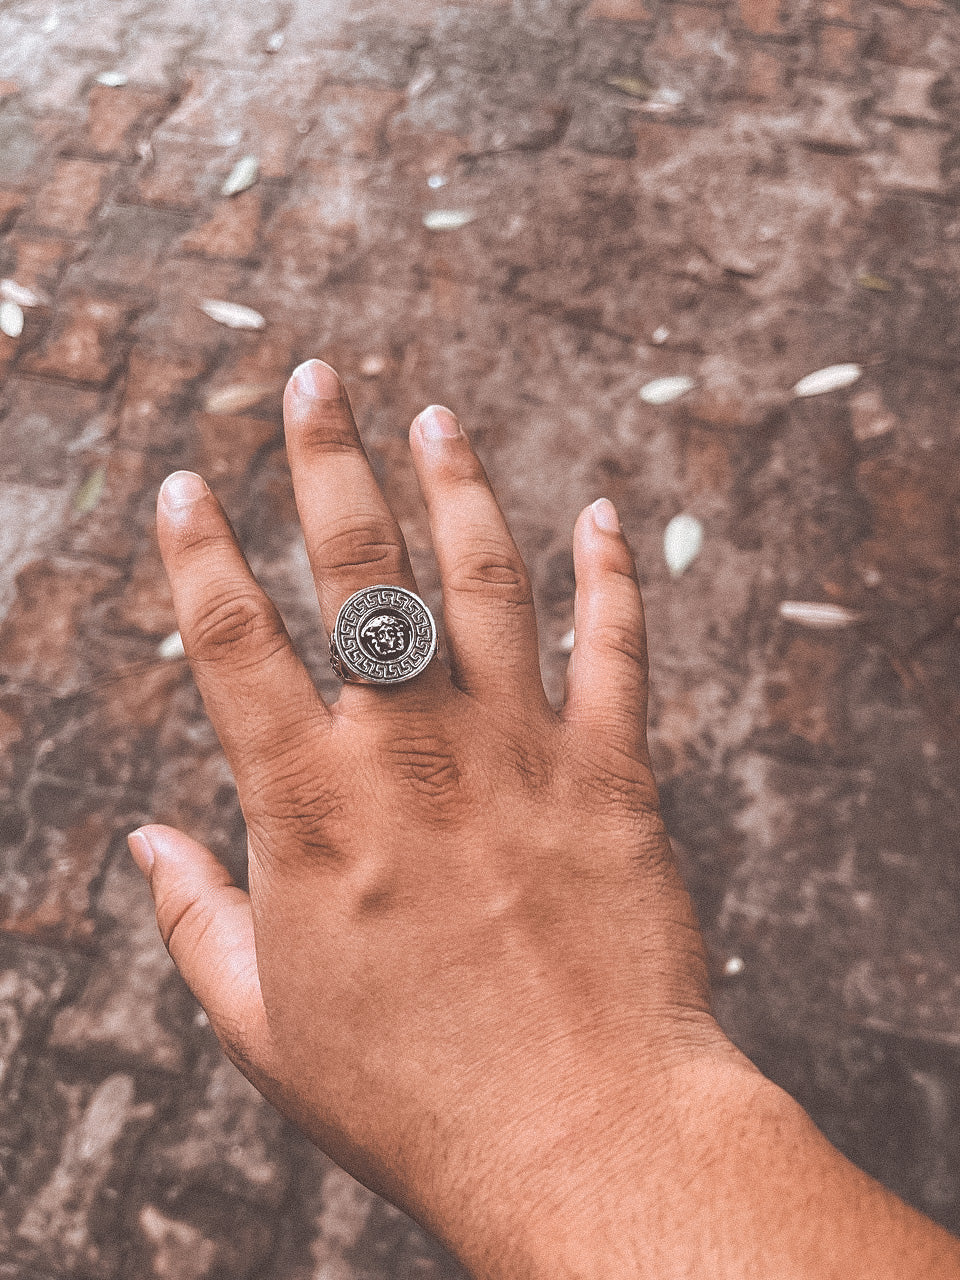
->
<box><xmin>329</xmin><ymin>585</ymin><xmax>437</xmax><ymax>685</ymax></box>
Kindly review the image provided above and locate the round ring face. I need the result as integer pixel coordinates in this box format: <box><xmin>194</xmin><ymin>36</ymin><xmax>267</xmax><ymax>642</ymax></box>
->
<box><xmin>332</xmin><ymin>586</ymin><xmax>437</xmax><ymax>684</ymax></box>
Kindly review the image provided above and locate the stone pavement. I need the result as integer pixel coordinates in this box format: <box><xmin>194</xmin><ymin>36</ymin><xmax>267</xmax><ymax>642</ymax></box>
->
<box><xmin>1</xmin><ymin>0</ymin><xmax>959</xmax><ymax>1272</ymax></box>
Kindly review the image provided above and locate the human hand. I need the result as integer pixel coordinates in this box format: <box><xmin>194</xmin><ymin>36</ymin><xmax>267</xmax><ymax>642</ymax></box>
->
<box><xmin>129</xmin><ymin>360</ymin><xmax>762</xmax><ymax>1278</ymax></box>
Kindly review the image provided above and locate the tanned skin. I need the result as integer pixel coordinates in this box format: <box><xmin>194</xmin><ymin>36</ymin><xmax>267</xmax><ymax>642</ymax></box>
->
<box><xmin>128</xmin><ymin>360</ymin><xmax>960</xmax><ymax>1280</ymax></box>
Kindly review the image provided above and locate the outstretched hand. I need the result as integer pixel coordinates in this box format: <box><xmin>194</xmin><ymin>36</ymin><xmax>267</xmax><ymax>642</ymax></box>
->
<box><xmin>129</xmin><ymin>360</ymin><xmax>765</xmax><ymax>1277</ymax></box>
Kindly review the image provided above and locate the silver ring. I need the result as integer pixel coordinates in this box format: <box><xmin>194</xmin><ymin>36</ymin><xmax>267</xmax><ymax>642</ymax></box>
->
<box><xmin>329</xmin><ymin>585</ymin><xmax>437</xmax><ymax>685</ymax></box>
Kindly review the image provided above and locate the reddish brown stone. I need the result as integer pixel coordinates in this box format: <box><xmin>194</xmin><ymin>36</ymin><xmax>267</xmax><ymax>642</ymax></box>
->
<box><xmin>260</xmin><ymin>195</ymin><xmax>352</xmax><ymax>296</ymax></box>
<box><xmin>133</xmin><ymin>137</ymin><xmax>222</xmax><ymax>209</ymax></box>
<box><xmin>632</xmin><ymin>120</ymin><xmax>694</xmax><ymax>167</ymax></box>
<box><xmin>300</xmin><ymin>85</ymin><xmax>405</xmax><ymax>163</ymax></box>
<box><xmin>0</xmin><ymin>811</ymin><xmax>109</xmax><ymax>943</ymax></box>
<box><xmin>818</xmin><ymin>23</ymin><xmax>861</xmax><ymax>75</ymax></box>
<box><xmin>195</xmin><ymin>412</ymin><xmax>279</xmax><ymax>504</ymax></box>
<box><xmin>80</xmin><ymin>84</ymin><xmax>173</xmax><ymax>159</ymax></box>
<box><xmin>857</xmin><ymin>459</ymin><xmax>957</xmax><ymax>577</ymax></box>
<box><xmin>766</xmin><ymin>634</ymin><xmax>848</xmax><ymax>751</ymax></box>
<box><xmin>109</xmin><ymin>543</ymin><xmax>177</xmax><ymax>637</ymax></box>
<box><xmin>735</xmin><ymin>45</ymin><xmax>787</xmax><ymax>100</ymax></box>
<box><xmin>0</xmin><ymin>331</ymin><xmax>20</xmax><ymax>379</ymax></box>
<box><xmin>819</xmin><ymin>0</ymin><xmax>857</xmax><ymax>20</ymax></box>
<box><xmin>3</xmin><ymin>232</ymin><xmax>77</xmax><ymax>293</ymax></box>
<box><xmin>0</xmin><ymin>557</ymin><xmax>117</xmax><ymax>691</ymax></box>
<box><xmin>116</xmin><ymin>344</ymin><xmax>210</xmax><ymax>449</ymax></box>
<box><xmin>30</xmin><ymin>159</ymin><xmax>116</xmax><ymax>235</ymax></box>
<box><xmin>179</xmin><ymin>190</ymin><xmax>263</xmax><ymax>259</ymax></box>
<box><xmin>585</xmin><ymin>0</ymin><xmax>652</xmax><ymax>18</ymax></box>
<box><xmin>738</xmin><ymin>0</ymin><xmax>783</xmax><ymax>34</ymax></box>
<box><xmin>658</xmin><ymin>4</ymin><xmax>726</xmax><ymax>60</ymax></box>
<box><xmin>23</xmin><ymin>294</ymin><xmax>134</xmax><ymax>384</ymax></box>
<box><xmin>683</xmin><ymin>427</ymin><xmax>733</xmax><ymax>494</ymax></box>
<box><xmin>48</xmin><ymin>854</ymin><xmax>193</xmax><ymax>1070</ymax></box>
<box><xmin>0</xmin><ymin>188</ymin><xmax>25</xmax><ymax>231</ymax></box>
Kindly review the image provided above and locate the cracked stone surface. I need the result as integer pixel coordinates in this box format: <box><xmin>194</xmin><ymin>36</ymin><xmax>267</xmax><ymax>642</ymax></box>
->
<box><xmin>1</xmin><ymin>0</ymin><xmax>959</xmax><ymax>1272</ymax></box>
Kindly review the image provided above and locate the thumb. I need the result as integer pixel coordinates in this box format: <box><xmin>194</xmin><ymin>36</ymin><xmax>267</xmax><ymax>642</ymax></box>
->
<box><xmin>128</xmin><ymin>823</ymin><xmax>275</xmax><ymax>1088</ymax></box>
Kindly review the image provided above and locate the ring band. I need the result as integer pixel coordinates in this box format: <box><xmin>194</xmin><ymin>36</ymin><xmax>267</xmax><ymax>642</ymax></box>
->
<box><xmin>329</xmin><ymin>585</ymin><xmax>437</xmax><ymax>685</ymax></box>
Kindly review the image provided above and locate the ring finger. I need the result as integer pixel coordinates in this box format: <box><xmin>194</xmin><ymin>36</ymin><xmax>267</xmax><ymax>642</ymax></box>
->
<box><xmin>282</xmin><ymin>360</ymin><xmax>447</xmax><ymax>701</ymax></box>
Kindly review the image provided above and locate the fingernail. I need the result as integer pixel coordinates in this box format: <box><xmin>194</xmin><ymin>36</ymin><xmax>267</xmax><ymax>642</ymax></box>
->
<box><xmin>161</xmin><ymin>471</ymin><xmax>209</xmax><ymax>508</ymax></box>
<box><xmin>291</xmin><ymin>358</ymin><xmax>341</xmax><ymax>399</ymax></box>
<box><xmin>128</xmin><ymin>829</ymin><xmax>155</xmax><ymax>876</ymax></box>
<box><xmin>591</xmin><ymin>497</ymin><xmax>620</xmax><ymax>533</ymax></box>
<box><xmin>418</xmin><ymin>404</ymin><xmax>462</xmax><ymax>441</ymax></box>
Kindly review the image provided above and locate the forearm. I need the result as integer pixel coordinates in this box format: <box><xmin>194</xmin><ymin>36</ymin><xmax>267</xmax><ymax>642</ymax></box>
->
<box><xmin>444</xmin><ymin>1056</ymin><xmax>960</xmax><ymax>1280</ymax></box>
<box><xmin>659</xmin><ymin>1069</ymin><xmax>960</xmax><ymax>1280</ymax></box>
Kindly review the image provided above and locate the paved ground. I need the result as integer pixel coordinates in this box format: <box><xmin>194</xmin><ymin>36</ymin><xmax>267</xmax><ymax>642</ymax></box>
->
<box><xmin>1</xmin><ymin>0</ymin><xmax>959</xmax><ymax>1273</ymax></box>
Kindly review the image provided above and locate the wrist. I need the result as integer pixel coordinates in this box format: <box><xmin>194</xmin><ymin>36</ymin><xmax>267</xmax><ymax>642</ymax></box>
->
<box><xmin>421</xmin><ymin>1027</ymin><xmax>768</xmax><ymax>1280</ymax></box>
<box><xmin>444</xmin><ymin>1046</ymin><xmax>960</xmax><ymax>1280</ymax></box>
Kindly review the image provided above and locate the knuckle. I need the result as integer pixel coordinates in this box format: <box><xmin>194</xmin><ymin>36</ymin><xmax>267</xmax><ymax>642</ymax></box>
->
<box><xmin>572</xmin><ymin>741</ymin><xmax>661</xmax><ymax>817</ymax></box>
<box><xmin>155</xmin><ymin>885</ymin><xmax>215</xmax><ymax>960</ymax></box>
<box><xmin>385</xmin><ymin>733</ymin><xmax>461</xmax><ymax>800</ymax></box>
<box><xmin>247</xmin><ymin>759</ymin><xmax>345</xmax><ymax>861</ymax></box>
<box><xmin>289</xmin><ymin>397</ymin><xmax>358</xmax><ymax>456</ymax></box>
<box><xmin>495</xmin><ymin>719</ymin><xmax>556</xmax><ymax>791</ymax></box>
<box><xmin>322</xmin><ymin>516</ymin><xmax>407</xmax><ymax>577</ymax></box>
<box><xmin>590</xmin><ymin>619</ymin><xmax>647</xmax><ymax>672</ymax></box>
<box><xmin>449</xmin><ymin>546</ymin><xmax>533</xmax><ymax>607</ymax></box>
<box><xmin>169</xmin><ymin>520</ymin><xmax>234</xmax><ymax>560</ymax></box>
<box><xmin>187</xmin><ymin>588</ymin><xmax>285</xmax><ymax>667</ymax></box>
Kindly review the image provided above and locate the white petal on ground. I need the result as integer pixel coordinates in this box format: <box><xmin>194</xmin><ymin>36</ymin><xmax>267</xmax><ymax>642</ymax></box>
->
<box><xmin>95</xmin><ymin>71</ymin><xmax>128</xmax><ymax>87</ymax></box>
<box><xmin>723</xmin><ymin>956</ymin><xmax>745</xmax><ymax>977</ymax></box>
<box><xmin>158</xmin><ymin>631</ymin><xmax>186</xmax><ymax>660</ymax></box>
<box><xmin>265</xmin><ymin>30</ymin><xmax>285</xmax><ymax>52</ymax></box>
<box><xmin>651</xmin><ymin>325</ymin><xmax>670</xmax><ymax>345</ymax></box>
<box><xmin>359</xmin><ymin>355</ymin><xmax>386</xmax><ymax>377</ymax></box>
<box><xmin>606</xmin><ymin>75</ymin><xmax>653</xmax><ymax>98</ymax></box>
<box><xmin>0</xmin><ymin>279</ymin><xmax>47</xmax><ymax>307</ymax></box>
<box><xmin>203</xmin><ymin>382</ymin><xmax>274</xmax><ymax>413</ymax></box>
<box><xmin>408</xmin><ymin>68</ymin><xmax>436</xmax><ymax>97</ymax></box>
<box><xmin>73</xmin><ymin>465</ymin><xmax>107</xmax><ymax>514</ymax></box>
<box><xmin>199</xmin><ymin>299</ymin><xmax>266</xmax><ymax>330</ymax></box>
<box><xmin>221</xmin><ymin>155</ymin><xmax>259</xmax><ymax>197</ymax></box>
<box><xmin>559</xmin><ymin>627</ymin><xmax>576</xmax><ymax>654</ymax></box>
<box><xmin>778</xmin><ymin>600</ymin><xmax>864</xmax><ymax>628</ymax></box>
<box><xmin>422</xmin><ymin>209</ymin><xmax>476</xmax><ymax>231</ymax></box>
<box><xmin>639</xmin><ymin>375</ymin><xmax>695</xmax><ymax>405</ymax></box>
<box><xmin>663</xmin><ymin>513</ymin><xmax>704</xmax><ymax>577</ymax></box>
<box><xmin>0</xmin><ymin>301</ymin><xmax>24</xmax><ymax>337</ymax></box>
<box><xmin>792</xmin><ymin>363</ymin><xmax>862</xmax><ymax>398</ymax></box>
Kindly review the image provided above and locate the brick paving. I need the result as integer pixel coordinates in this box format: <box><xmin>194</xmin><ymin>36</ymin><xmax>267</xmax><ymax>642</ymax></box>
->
<box><xmin>1</xmin><ymin>0</ymin><xmax>959</xmax><ymax>1273</ymax></box>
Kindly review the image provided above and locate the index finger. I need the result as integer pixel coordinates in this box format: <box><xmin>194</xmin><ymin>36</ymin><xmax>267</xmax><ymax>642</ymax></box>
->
<box><xmin>156</xmin><ymin>470</ymin><xmax>329</xmax><ymax>792</ymax></box>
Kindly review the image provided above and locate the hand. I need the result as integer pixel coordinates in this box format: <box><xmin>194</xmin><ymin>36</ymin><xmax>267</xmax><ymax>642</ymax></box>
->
<box><xmin>129</xmin><ymin>360</ymin><xmax>763</xmax><ymax>1277</ymax></box>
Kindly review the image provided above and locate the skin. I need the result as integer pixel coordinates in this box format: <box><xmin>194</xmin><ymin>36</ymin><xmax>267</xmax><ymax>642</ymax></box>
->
<box><xmin>129</xmin><ymin>359</ymin><xmax>960</xmax><ymax>1279</ymax></box>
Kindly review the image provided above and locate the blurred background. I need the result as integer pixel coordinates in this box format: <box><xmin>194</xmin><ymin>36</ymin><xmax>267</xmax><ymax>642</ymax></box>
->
<box><xmin>1</xmin><ymin>0</ymin><xmax>959</xmax><ymax>1274</ymax></box>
